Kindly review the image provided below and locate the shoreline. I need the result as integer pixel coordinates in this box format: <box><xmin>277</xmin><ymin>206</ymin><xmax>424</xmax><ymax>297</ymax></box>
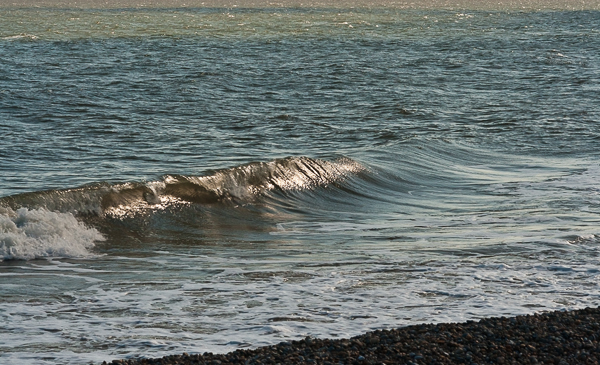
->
<box><xmin>1</xmin><ymin>0</ymin><xmax>599</xmax><ymax>10</ymax></box>
<box><xmin>103</xmin><ymin>306</ymin><xmax>600</xmax><ymax>364</ymax></box>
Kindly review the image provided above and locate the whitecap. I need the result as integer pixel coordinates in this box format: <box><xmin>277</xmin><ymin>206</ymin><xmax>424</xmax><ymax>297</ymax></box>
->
<box><xmin>0</xmin><ymin>207</ymin><xmax>104</xmax><ymax>261</ymax></box>
<box><xmin>2</xmin><ymin>34</ymin><xmax>38</xmax><ymax>41</ymax></box>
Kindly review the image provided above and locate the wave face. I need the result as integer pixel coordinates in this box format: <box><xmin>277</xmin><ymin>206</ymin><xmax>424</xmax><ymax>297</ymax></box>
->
<box><xmin>1</xmin><ymin>156</ymin><xmax>363</xmax><ymax>215</ymax></box>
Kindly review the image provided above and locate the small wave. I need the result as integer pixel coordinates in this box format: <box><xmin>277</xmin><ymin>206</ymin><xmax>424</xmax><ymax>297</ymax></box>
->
<box><xmin>0</xmin><ymin>157</ymin><xmax>365</xmax><ymax>219</ymax></box>
<box><xmin>0</xmin><ymin>207</ymin><xmax>104</xmax><ymax>261</ymax></box>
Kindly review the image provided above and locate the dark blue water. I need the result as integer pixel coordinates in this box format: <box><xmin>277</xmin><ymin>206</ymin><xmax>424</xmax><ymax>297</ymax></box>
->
<box><xmin>1</xmin><ymin>8</ymin><xmax>600</xmax><ymax>364</ymax></box>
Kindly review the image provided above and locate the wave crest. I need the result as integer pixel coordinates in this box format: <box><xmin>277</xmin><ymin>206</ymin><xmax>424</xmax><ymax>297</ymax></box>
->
<box><xmin>169</xmin><ymin>156</ymin><xmax>363</xmax><ymax>201</ymax></box>
<box><xmin>0</xmin><ymin>157</ymin><xmax>365</xmax><ymax>218</ymax></box>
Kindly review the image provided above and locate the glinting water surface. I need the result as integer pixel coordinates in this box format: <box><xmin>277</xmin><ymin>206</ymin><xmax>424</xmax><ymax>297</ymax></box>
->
<box><xmin>1</xmin><ymin>7</ymin><xmax>600</xmax><ymax>364</ymax></box>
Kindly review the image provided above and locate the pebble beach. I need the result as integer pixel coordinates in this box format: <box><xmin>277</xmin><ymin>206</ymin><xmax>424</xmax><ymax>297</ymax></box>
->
<box><xmin>103</xmin><ymin>307</ymin><xmax>600</xmax><ymax>364</ymax></box>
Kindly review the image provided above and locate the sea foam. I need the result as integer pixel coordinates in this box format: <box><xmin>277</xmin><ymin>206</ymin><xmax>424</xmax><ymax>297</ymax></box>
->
<box><xmin>0</xmin><ymin>207</ymin><xmax>104</xmax><ymax>261</ymax></box>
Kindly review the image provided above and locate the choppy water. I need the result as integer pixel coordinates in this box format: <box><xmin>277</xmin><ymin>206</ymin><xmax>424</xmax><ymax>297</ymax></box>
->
<box><xmin>1</xmin><ymin>7</ymin><xmax>600</xmax><ymax>364</ymax></box>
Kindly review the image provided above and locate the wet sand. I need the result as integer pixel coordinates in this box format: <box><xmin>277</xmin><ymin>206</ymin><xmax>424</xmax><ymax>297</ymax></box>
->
<box><xmin>1</xmin><ymin>0</ymin><xmax>598</xmax><ymax>9</ymax></box>
<box><xmin>103</xmin><ymin>307</ymin><xmax>600</xmax><ymax>365</ymax></box>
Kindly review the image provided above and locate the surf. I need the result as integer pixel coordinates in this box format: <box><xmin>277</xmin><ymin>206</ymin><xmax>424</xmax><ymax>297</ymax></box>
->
<box><xmin>0</xmin><ymin>156</ymin><xmax>366</xmax><ymax>260</ymax></box>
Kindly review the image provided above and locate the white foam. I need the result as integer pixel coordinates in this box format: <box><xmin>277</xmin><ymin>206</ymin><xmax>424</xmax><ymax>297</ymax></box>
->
<box><xmin>0</xmin><ymin>207</ymin><xmax>104</xmax><ymax>261</ymax></box>
<box><xmin>2</xmin><ymin>250</ymin><xmax>600</xmax><ymax>365</ymax></box>
<box><xmin>1</xmin><ymin>34</ymin><xmax>38</xmax><ymax>41</ymax></box>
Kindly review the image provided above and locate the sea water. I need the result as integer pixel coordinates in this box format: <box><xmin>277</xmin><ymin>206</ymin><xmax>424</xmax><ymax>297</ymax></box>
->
<box><xmin>1</xmin><ymin>7</ymin><xmax>600</xmax><ymax>364</ymax></box>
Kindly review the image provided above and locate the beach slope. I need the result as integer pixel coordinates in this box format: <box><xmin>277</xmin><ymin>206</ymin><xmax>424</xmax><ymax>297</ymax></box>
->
<box><xmin>103</xmin><ymin>307</ymin><xmax>600</xmax><ymax>365</ymax></box>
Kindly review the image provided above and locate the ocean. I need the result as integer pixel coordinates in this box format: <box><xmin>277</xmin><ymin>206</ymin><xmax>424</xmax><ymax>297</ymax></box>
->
<box><xmin>1</xmin><ymin>6</ymin><xmax>599</xmax><ymax>364</ymax></box>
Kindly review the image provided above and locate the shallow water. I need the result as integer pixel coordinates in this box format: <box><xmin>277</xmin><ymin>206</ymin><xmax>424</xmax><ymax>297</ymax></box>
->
<box><xmin>1</xmin><ymin>7</ymin><xmax>600</xmax><ymax>364</ymax></box>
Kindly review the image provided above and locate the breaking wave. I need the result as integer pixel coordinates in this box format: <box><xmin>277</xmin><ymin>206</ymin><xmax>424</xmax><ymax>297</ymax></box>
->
<box><xmin>0</xmin><ymin>157</ymin><xmax>364</xmax><ymax>260</ymax></box>
<box><xmin>1</xmin><ymin>157</ymin><xmax>364</xmax><ymax>217</ymax></box>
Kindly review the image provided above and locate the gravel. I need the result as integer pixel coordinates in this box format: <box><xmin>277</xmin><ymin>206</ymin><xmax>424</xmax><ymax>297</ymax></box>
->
<box><xmin>102</xmin><ymin>306</ymin><xmax>600</xmax><ymax>364</ymax></box>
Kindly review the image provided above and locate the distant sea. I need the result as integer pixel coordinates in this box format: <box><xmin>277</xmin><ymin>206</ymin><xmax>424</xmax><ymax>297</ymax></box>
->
<box><xmin>1</xmin><ymin>7</ymin><xmax>599</xmax><ymax>364</ymax></box>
